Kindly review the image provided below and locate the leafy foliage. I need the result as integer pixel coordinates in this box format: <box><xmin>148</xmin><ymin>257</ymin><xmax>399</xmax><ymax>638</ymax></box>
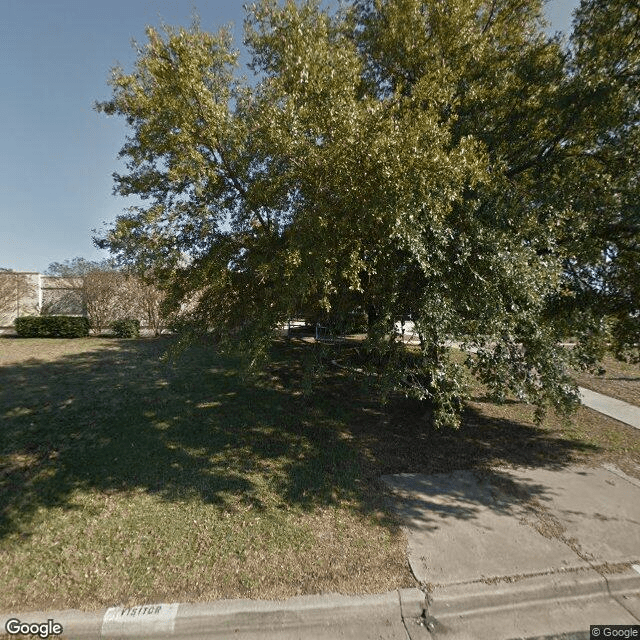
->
<box><xmin>95</xmin><ymin>0</ymin><xmax>639</xmax><ymax>427</ymax></box>
<box><xmin>556</xmin><ymin>0</ymin><xmax>640</xmax><ymax>363</ymax></box>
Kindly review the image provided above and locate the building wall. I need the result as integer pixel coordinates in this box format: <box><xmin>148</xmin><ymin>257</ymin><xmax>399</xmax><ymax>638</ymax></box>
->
<box><xmin>41</xmin><ymin>275</ymin><xmax>84</xmax><ymax>316</ymax></box>
<box><xmin>0</xmin><ymin>272</ymin><xmax>85</xmax><ymax>332</ymax></box>
<box><xmin>0</xmin><ymin>271</ymin><xmax>164</xmax><ymax>335</ymax></box>
<box><xmin>0</xmin><ymin>272</ymin><xmax>42</xmax><ymax>329</ymax></box>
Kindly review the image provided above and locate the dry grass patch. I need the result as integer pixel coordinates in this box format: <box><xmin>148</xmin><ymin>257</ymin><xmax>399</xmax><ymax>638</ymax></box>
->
<box><xmin>333</xmin><ymin>344</ymin><xmax>639</xmax><ymax>480</ymax></box>
<box><xmin>2</xmin><ymin>491</ymin><xmax>407</xmax><ymax>611</ymax></box>
<box><xmin>0</xmin><ymin>337</ymin><xmax>413</xmax><ymax>611</ymax></box>
<box><xmin>0</xmin><ymin>337</ymin><xmax>119</xmax><ymax>365</ymax></box>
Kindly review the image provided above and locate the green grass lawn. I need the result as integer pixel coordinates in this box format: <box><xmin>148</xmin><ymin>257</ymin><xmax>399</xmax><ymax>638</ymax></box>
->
<box><xmin>0</xmin><ymin>336</ymin><xmax>638</xmax><ymax>612</ymax></box>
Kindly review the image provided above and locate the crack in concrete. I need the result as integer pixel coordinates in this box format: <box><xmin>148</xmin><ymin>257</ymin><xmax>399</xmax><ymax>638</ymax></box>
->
<box><xmin>484</xmin><ymin>472</ymin><xmax>598</xmax><ymax>568</ymax></box>
<box><xmin>429</xmin><ymin>563</ymin><xmax>603</xmax><ymax>588</ymax></box>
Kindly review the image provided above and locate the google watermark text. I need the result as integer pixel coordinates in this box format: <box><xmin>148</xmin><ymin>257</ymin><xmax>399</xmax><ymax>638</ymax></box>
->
<box><xmin>5</xmin><ymin>618</ymin><xmax>63</xmax><ymax>639</ymax></box>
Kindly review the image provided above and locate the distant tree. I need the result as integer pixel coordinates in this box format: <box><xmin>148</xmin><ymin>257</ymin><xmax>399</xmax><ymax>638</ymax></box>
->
<box><xmin>45</xmin><ymin>257</ymin><xmax>117</xmax><ymax>279</ymax></box>
<box><xmin>46</xmin><ymin>258</ymin><xmax>127</xmax><ymax>333</ymax></box>
<box><xmin>46</xmin><ymin>257</ymin><xmax>168</xmax><ymax>334</ymax></box>
<box><xmin>132</xmin><ymin>279</ymin><xmax>166</xmax><ymax>336</ymax></box>
<box><xmin>82</xmin><ymin>269</ymin><xmax>129</xmax><ymax>334</ymax></box>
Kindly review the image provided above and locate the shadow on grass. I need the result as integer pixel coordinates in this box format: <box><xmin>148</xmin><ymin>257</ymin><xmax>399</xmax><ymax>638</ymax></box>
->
<box><xmin>0</xmin><ymin>337</ymin><xmax>599</xmax><ymax>539</ymax></box>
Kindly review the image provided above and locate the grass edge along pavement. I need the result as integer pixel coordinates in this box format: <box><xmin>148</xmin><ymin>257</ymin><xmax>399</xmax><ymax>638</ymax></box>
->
<box><xmin>4</xmin><ymin>462</ymin><xmax>640</xmax><ymax>640</ymax></box>
<box><xmin>0</xmin><ymin>335</ymin><xmax>638</xmax><ymax>613</ymax></box>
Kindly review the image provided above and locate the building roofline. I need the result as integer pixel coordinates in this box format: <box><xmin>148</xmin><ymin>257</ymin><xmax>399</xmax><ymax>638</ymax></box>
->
<box><xmin>0</xmin><ymin>271</ymin><xmax>42</xmax><ymax>275</ymax></box>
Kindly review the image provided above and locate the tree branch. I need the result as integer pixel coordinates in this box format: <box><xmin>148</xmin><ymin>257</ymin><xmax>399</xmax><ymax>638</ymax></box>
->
<box><xmin>189</xmin><ymin>90</ymin><xmax>269</xmax><ymax>230</ymax></box>
<box><xmin>481</xmin><ymin>0</ymin><xmax>497</xmax><ymax>35</ymax></box>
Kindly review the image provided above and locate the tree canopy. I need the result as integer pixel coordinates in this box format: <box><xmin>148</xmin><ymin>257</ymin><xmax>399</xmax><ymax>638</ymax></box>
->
<box><xmin>95</xmin><ymin>0</ymin><xmax>639</xmax><ymax>427</ymax></box>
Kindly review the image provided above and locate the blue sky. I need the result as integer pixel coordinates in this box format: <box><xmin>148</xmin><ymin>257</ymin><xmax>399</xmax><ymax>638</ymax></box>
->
<box><xmin>1</xmin><ymin>0</ymin><xmax>580</xmax><ymax>273</ymax></box>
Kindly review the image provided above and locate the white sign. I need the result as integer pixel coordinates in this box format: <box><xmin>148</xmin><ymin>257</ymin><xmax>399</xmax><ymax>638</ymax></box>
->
<box><xmin>101</xmin><ymin>603</ymin><xmax>179</xmax><ymax>636</ymax></box>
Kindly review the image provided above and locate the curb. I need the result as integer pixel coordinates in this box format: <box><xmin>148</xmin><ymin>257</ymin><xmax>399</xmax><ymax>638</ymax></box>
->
<box><xmin>1</xmin><ymin>588</ymin><xmax>427</xmax><ymax>639</ymax></box>
<box><xmin>425</xmin><ymin>564</ymin><xmax>640</xmax><ymax>620</ymax></box>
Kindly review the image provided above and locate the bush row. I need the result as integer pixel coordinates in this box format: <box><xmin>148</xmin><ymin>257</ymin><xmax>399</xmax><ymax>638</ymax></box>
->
<box><xmin>15</xmin><ymin>316</ymin><xmax>91</xmax><ymax>338</ymax></box>
<box><xmin>14</xmin><ymin>316</ymin><xmax>142</xmax><ymax>338</ymax></box>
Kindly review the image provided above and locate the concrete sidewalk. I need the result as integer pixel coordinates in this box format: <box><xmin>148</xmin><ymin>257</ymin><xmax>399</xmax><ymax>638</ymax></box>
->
<box><xmin>383</xmin><ymin>463</ymin><xmax>640</xmax><ymax>639</ymax></box>
<box><xmin>579</xmin><ymin>386</ymin><xmax>640</xmax><ymax>429</ymax></box>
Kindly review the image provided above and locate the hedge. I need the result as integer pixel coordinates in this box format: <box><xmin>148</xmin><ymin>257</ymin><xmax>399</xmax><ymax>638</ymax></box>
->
<box><xmin>111</xmin><ymin>317</ymin><xmax>140</xmax><ymax>338</ymax></box>
<box><xmin>14</xmin><ymin>316</ymin><xmax>91</xmax><ymax>338</ymax></box>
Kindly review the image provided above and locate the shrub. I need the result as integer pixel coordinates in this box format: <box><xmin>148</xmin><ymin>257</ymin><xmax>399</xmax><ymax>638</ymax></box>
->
<box><xmin>15</xmin><ymin>316</ymin><xmax>91</xmax><ymax>338</ymax></box>
<box><xmin>111</xmin><ymin>317</ymin><xmax>140</xmax><ymax>338</ymax></box>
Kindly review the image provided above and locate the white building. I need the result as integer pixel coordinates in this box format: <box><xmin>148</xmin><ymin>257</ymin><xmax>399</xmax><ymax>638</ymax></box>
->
<box><xmin>0</xmin><ymin>271</ymin><xmax>84</xmax><ymax>333</ymax></box>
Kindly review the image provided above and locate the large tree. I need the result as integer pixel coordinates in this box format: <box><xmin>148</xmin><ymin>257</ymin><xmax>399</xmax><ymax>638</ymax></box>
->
<box><xmin>95</xmin><ymin>0</ymin><xmax>639</xmax><ymax>427</ymax></box>
<box><xmin>552</xmin><ymin>0</ymin><xmax>640</xmax><ymax>363</ymax></box>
